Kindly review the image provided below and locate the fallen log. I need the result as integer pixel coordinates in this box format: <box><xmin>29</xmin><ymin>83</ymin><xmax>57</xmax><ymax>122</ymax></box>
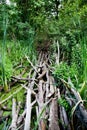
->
<box><xmin>49</xmin><ymin>98</ymin><xmax>60</xmax><ymax>130</ymax></box>
<box><xmin>57</xmin><ymin>89</ymin><xmax>71</xmax><ymax>130</ymax></box>
<box><xmin>37</xmin><ymin>80</ymin><xmax>46</xmax><ymax>130</ymax></box>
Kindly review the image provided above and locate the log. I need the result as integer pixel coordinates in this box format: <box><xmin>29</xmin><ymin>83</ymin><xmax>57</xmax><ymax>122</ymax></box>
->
<box><xmin>72</xmin><ymin>102</ymin><xmax>87</xmax><ymax>129</ymax></box>
<box><xmin>37</xmin><ymin>80</ymin><xmax>46</xmax><ymax>130</ymax></box>
<box><xmin>68</xmin><ymin>78</ymin><xmax>82</xmax><ymax>101</ymax></box>
<box><xmin>49</xmin><ymin>98</ymin><xmax>60</xmax><ymax>130</ymax></box>
<box><xmin>57</xmin><ymin>89</ymin><xmax>71</xmax><ymax>130</ymax></box>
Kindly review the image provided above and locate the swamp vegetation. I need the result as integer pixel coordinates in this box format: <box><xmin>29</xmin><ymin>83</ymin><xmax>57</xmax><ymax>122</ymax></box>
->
<box><xmin>0</xmin><ymin>0</ymin><xmax>87</xmax><ymax>130</ymax></box>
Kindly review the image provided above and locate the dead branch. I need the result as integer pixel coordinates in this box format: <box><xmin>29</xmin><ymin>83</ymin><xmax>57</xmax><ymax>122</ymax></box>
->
<box><xmin>17</xmin><ymin>110</ymin><xmax>26</xmax><ymax>126</ymax></box>
<box><xmin>12</xmin><ymin>76</ymin><xmax>37</xmax><ymax>82</ymax></box>
<box><xmin>48</xmin><ymin>76</ymin><xmax>55</xmax><ymax>97</ymax></box>
<box><xmin>9</xmin><ymin>98</ymin><xmax>17</xmax><ymax>130</ymax></box>
<box><xmin>25</xmin><ymin>55</ymin><xmax>38</xmax><ymax>73</ymax></box>
<box><xmin>68</xmin><ymin>78</ymin><xmax>82</xmax><ymax>101</ymax></box>
<box><xmin>56</xmin><ymin>40</ymin><xmax>60</xmax><ymax>65</ymax></box>
<box><xmin>24</xmin><ymin>89</ymin><xmax>31</xmax><ymax>130</ymax></box>
<box><xmin>37</xmin><ymin>70</ymin><xmax>46</xmax><ymax>80</ymax></box>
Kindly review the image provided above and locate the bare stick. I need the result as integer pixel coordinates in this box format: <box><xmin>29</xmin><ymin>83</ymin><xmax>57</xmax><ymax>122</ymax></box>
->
<box><xmin>9</xmin><ymin>98</ymin><xmax>17</xmax><ymax>130</ymax></box>
<box><xmin>24</xmin><ymin>89</ymin><xmax>31</xmax><ymax>130</ymax></box>
<box><xmin>12</xmin><ymin>76</ymin><xmax>37</xmax><ymax>82</ymax></box>
<box><xmin>37</xmin><ymin>70</ymin><xmax>46</xmax><ymax>80</ymax></box>
<box><xmin>17</xmin><ymin>110</ymin><xmax>26</xmax><ymax>126</ymax></box>
<box><xmin>25</xmin><ymin>55</ymin><xmax>38</xmax><ymax>73</ymax></box>
<box><xmin>56</xmin><ymin>40</ymin><xmax>60</xmax><ymax>65</ymax></box>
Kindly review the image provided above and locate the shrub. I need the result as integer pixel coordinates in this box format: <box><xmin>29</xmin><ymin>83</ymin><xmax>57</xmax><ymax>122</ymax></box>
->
<box><xmin>53</xmin><ymin>62</ymin><xmax>78</xmax><ymax>86</ymax></box>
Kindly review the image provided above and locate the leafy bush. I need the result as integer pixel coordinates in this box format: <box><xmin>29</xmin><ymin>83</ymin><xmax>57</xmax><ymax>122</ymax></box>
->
<box><xmin>53</xmin><ymin>62</ymin><xmax>78</xmax><ymax>85</ymax></box>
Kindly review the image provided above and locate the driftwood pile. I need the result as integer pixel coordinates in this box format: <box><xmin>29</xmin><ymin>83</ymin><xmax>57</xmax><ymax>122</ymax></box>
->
<box><xmin>0</xmin><ymin>51</ymin><xmax>87</xmax><ymax>130</ymax></box>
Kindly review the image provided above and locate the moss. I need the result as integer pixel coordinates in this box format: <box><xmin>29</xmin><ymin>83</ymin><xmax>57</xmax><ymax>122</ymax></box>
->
<box><xmin>0</xmin><ymin>85</ymin><xmax>25</xmax><ymax>113</ymax></box>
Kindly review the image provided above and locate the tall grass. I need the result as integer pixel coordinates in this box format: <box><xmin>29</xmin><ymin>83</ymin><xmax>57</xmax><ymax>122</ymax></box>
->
<box><xmin>1</xmin><ymin>1</ymin><xmax>8</xmax><ymax>91</ymax></box>
<box><xmin>27</xmin><ymin>28</ymin><xmax>37</xmax><ymax>64</ymax></box>
<box><xmin>80</xmin><ymin>36</ymin><xmax>87</xmax><ymax>82</ymax></box>
<box><xmin>78</xmin><ymin>35</ymin><xmax>87</xmax><ymax>100</ymax></box>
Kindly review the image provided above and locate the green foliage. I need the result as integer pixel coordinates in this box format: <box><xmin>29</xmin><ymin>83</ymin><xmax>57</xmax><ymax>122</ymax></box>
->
<box><xmin>0</xmin><ymin>54</ymin><xmax>13</xmax><ymax>90</ymax></box>
<box><xmin>5</xmin><ymin>55</ymin><xmax>13</xmax><ymax>79</ymax></box>
<box><xmin>0</xmin><ymin>120</ymin><xmax>9</xmax><ymax>130</ymax></box>
<box><xmin>80</xmin><ymin>36</ymin><xmax>87</xmax><ymax>82</ymax></box>
<box><xmin>58</xmin><ymin>96</ymin><xmax>70</xmax><ymax>112</ymax></box>
<box><xmin>79</xmin><ymin>82</ymin><xmax>87</xmax><ymax>100</ymax></box>
<box><xmin>71</xmin><ymin>35</ymin><xmax>87</xmax><ymax>83</ymax></box>
<box><xmin>6</xmin><ymin>41</ymin><xmax>27</xmax><ymax>65</ymax></box>
<box><xmin>33</xmin><ymin>105</ymin><xmax>46</xmax><ymax>130</ymax></box>
<box><xmin>6</xmin><ymin>40</ymin><xmax>36</xmax><ymax>64</ymax></box>
<box><xmin>53</xmin><ymin>62</ymin><xmax>78</xmax><ymax>85</ymax></box>
<box><xmin>0</xmin><ymin>54</ymin><xmax>13</xmax><ymax>81</ymax></box>
<box><xmin>0</xmin><ymin>39</ymin><xmax>37</xmax><ymax>87</ymax></box>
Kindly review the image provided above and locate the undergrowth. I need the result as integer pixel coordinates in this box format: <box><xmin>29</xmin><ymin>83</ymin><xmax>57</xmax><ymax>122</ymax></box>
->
<box><xmin>51</xmin><ymin>35</ymin><xmax>87</xmax><ymax>101</ymax></box>
<box><xmin>0</xmin><ymin>39</ymin><xmax>37</xmax><ymax>129</ymax></box>
<box><xmin>0</xmin><ymin>40</ymin><xmax>37</xmax><ymax>85</ymax></box>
